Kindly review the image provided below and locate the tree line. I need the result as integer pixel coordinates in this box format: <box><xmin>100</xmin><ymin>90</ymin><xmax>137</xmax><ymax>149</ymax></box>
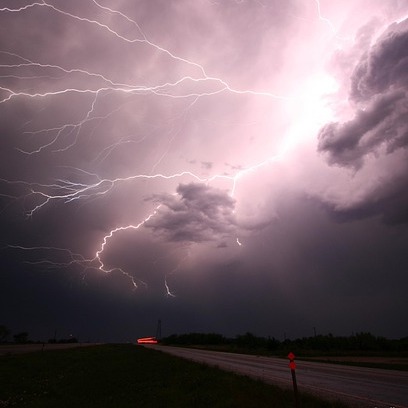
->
<box><xmin>0</xmin><ymin>325</ymin><xmax>78</xmax><ymax>344</ymax></box>
<box><xmin>161</xmin><ymin>331</ymin><xmax>408</xmax><ymax>354</ymax></box>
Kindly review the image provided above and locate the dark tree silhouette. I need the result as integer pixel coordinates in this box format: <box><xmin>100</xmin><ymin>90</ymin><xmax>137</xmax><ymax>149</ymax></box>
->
<box><xmin>0</xmin><ymin>325</ymin><xmax>10</xmax><ymax>343</ymax></box>
<box><xmin>13</xmin><ymin>332</ymin><xmax>29</xmax><ymax>344</ymax></box>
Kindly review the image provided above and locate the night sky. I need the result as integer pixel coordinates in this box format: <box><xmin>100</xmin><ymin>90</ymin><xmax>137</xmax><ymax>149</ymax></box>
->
<box><xmin>1</xmin><ymin>0</ymin><xmax>408</xmax><ymax>343</ymax></box>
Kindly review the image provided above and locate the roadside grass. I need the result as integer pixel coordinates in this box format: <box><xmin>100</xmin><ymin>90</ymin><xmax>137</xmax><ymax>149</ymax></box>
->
<box><xmin>0</xmin><ymin>344</ymin><xmax>349</xmax><ymax>408</ymax></box>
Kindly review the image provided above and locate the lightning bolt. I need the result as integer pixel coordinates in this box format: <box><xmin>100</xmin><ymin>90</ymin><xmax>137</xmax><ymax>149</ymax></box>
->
<box><xmin>94</xmin><ymin>209</ymin><xmax>161</xmax><ymax>289</ymax></box>
<box><xmin>0</xmin><ymin>0</ymin><xmax>369</xmax><ymax>294</ymax></box>
<box><xmin>314</xmin><ymin>0</ymin><xmax>336</xmax><ymax>34</ymax></box>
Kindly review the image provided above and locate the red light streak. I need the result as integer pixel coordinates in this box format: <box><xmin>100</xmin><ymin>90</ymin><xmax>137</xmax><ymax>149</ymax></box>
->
<box><xmin>137</xmin><ymin>337</ymin><xmax>158</xmax><ymax>344</ymax></box>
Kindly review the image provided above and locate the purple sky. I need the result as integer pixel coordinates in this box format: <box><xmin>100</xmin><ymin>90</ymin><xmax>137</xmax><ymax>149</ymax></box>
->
<box><xmin>1</xmin><ymin>0</ymin><xmax>408</xmax><ymax>342</ymax></box>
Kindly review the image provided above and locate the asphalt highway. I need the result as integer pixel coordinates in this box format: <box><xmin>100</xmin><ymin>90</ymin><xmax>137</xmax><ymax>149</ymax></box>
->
<box><xmin>151</xmin><ymin>346</ymin><xmax>408</xmax><ymax>408</ymax></box>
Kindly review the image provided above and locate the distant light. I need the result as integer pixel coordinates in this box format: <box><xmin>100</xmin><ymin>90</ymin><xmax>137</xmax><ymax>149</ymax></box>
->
<box><xmin>137</xmin><ymin>337</ymin><xmax>158</xmax><ymax>344</ymax></box>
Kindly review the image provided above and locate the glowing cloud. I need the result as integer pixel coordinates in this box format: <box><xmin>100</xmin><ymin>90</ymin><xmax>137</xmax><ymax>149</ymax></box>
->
<box><xmin>1</xmin><ymin>0</ymin><xmax>407</xmax><ymax>309</ymax></box>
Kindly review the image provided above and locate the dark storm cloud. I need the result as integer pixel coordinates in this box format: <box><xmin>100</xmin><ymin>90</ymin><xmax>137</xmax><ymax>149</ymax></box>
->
<box><xmin>350</xmin><ymin>23</ymin><xmax>408</xmax><ymax>102</ymax></box>
<box><xmin>145</xmin><ymin>183</ymin><xmax>236</xmax><ymax>243</ymax></box>
<box><xmin>317</xmin><ymin>90</ymin><xmax>406</xmax><ymax>168</ymax></box>
<box><xmin>174</xmin><ymin>192</ymin><xmax>408</xmax><ymax>338</ymax></box>
<box><xmin>317</xmin><ymin>19</ymin><xmax>408</xmax><ymax>224</ymax></box>
<box><xmin>1</xmin><ymin>0</ymin><xmax>408</xmax><ymax>343</ymax></box>
<box><xmin>320</xmin><ymin>181</ymin><xmax>408</xmax><ymax>225</ymax></box>
<box><xmin>318</xmin><ymin>19</ymin><xmax>408</xmax><ymax>168</ymax></box>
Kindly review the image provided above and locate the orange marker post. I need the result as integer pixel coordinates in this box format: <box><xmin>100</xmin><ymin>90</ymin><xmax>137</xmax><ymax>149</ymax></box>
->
<box><xmin>288</xmin><ymin>352</ymin><xmax>300</xmax><ymax>408</ymax></box>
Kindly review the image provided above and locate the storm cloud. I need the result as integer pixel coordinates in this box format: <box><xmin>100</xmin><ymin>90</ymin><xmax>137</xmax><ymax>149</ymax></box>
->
<box><xmin>318</xmin><ymin>20</ymin><xmax>408</xmax><ymax>166</ymax></box>
<box><xmin>0</xmin><ymin>0</ymin><xmax>407</xmax><ymax>342</ymax></box>
<box><xmin>317</xmin><ymin>18</ymin><xmax>408</xmax><ymax>224</ymax></box>
<box><xmin>146</xmin><ymin>183</ymin><xmax>236</xmax><ymax>243</ymax></box>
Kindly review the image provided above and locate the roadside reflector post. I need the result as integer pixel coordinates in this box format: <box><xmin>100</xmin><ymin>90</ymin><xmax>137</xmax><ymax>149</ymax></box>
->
<box><xmin>288</xmin><ymin>352</ymin><xmax>300</xmax><ymax>408</ymax></box>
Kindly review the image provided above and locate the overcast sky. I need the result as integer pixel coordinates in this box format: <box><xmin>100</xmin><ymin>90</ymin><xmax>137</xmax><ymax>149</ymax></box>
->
<box><xmin>1</xmin><ymin>0</ymin><xmax>408</xmax><ymax>343</ymax></box>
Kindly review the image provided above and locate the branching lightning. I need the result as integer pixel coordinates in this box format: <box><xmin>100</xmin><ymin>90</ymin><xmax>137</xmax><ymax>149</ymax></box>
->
<box><xmin>1</xmin><ymin>0</ymin><xmax>345</xmax><ymax>295</ymax></box>
<box><xmin>314</xmin><ymin>0</ymin><xmax>336</xmax><ymax>34</ymax></box>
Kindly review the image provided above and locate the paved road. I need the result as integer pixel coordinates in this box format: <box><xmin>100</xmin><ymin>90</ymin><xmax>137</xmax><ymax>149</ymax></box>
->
<box><xmin>150</xmin><ymin>346</ymin><xmax>408</xmax><ymax>408</ymax></box>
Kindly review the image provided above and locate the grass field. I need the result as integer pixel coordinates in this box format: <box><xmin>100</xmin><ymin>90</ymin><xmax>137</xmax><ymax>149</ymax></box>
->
<box><xmin>0</xmin><ymin>344</ymin><xmax>350</xmax><ymax>408</ymax></box>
